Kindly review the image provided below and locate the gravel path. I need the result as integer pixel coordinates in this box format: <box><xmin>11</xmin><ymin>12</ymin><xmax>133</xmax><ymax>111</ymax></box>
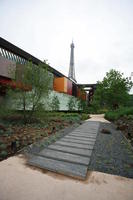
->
<box><xmin>89</xmin><ymin>121</ymin><xmax>133</xmax><ymax>178</ymax></box>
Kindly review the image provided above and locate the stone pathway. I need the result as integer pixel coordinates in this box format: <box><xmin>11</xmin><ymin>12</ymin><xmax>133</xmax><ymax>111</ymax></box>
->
<box><xmin>28</xmin><ymin>121</ymin><xmax>100</xmax><ymax>179</ymax></box>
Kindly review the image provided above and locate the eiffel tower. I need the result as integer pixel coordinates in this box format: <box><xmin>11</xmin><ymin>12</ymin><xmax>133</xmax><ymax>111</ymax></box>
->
<box><xmin>68</xmin><ymin>41</ymin><xmax>76</xmax><ymax>83</ymax></box>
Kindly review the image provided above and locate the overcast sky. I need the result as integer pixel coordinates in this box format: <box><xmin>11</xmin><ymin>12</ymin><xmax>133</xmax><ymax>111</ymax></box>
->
<box><xmin>0</xmin><ymin>0</ymin><xmax>133</xmax><ymax>90</ymax></box>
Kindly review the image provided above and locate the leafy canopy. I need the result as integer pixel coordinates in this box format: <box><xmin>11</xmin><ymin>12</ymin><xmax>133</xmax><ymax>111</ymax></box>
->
<box><xmin>92</xmin><ymin>69</ymin><xmax>133</xmax><ymax>109</ymax></box>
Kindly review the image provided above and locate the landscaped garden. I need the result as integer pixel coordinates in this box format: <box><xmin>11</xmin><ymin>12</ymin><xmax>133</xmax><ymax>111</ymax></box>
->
<box><xmin>0</xmin><ymin>112</ymin><xmax>89</xmax><ymax>161</ymax></box>
<box><xmin>105</xmin><ymin>107</ymin><xmax>133</xmax><ymax>147</ymax></box>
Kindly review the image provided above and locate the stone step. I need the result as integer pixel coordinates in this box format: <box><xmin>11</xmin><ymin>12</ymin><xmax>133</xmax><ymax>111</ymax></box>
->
<box><xmin>68</xmin><ymin>133</ymin><xmax>97</xmax><ymax>139</ymax></box>
<box><xmin>60</xmin><ymin>138</ymin><xmax>95</xmax><ymax>145</ymax></box>
<box><xmin>73</xmin><ymin>130</ymin><xmax>97</xmax><ymax>134</ymax></box>
<box><xmin>64</xmin><ymin>135</ymin><xmax>96</xmax><ymax>142</ymax></box>
<box><xmin>28</xmin><ymin>155</ymin><xmax>88</xmax><ymax>179</ymax></box>
<box><xmin>48</xmin><ymin>144</ymin><xmax>92</xmax><ymax>157</ymax></box>
<box><xmin>39</xmin><ymin>149</ymin><xmax>90</xmax><ymax>166</ymax></box>
<box><xmin>55</xmin><ymin>140</ymin><xmax>94</xmax><ymax>150</ymax></box>
<box><xmin>69</xmin><ymin>132</ymin><xmax>97</xmax><ymax>137</ymax></box>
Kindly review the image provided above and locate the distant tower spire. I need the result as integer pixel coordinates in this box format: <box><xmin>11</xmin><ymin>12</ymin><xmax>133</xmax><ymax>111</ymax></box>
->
<box><xmin>68</xmin><ymin>41</ymin><xmax>76</xmax><ymax>82</ymax></box>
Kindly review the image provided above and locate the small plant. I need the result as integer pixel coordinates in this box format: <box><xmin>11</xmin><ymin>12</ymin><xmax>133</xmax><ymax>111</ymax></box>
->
<box><xmin>0</xmin><ymin>139</ymin><xmax>3</xmax><ymax>145</ymax></box>
<box><xmin>51</xmin><ymin>95</ymin><xmax>60</xmax><ymax>111</ymax></box>
<box><xmin>0</xmin><ymin>130</ymin><xmax>5</xmax><ymax>135</ymax></box>
<box><xmin>67</xmin><ymin>97</ymin><xmax>76</xmax><ymax>111</ymax></box>
<box><xmin>0</xmin><ymin>151</ymin><xmax>8</xmax><ymax>158</ymax></box>
<box><xmin>6</xmin><ymin>128</ymin><xmax>14</xmax><ymax>135</ymax></box>
<box><xmin>81</xmin><ymin>113</ymin><xmax>89</xmax><ymax>120</ymax></box>
<box><xmin>0</xmin><ymin>144</ymin><xmax>7</xmax><ymax>150</ymax></box>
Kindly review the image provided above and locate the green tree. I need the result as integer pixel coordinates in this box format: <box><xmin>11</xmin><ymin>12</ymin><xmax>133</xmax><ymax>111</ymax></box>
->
<box><xmin>92</xmin><ymin>69</ymin><xmax>133</xmax><ymax>110</ymax></box>
<box><xmin>77</xmin><ymin>98</ymin><xmax>88</xmax><ymax>113</ymax></box>
<box><xmin>7</xmin><ymin>61</ymin><xmax>52</xmax><ymax>123</ymax></box>
<box><xmin>51</xmin><ymin>95</ymin><xmax>60</xmax><ymax>111</ymax></box>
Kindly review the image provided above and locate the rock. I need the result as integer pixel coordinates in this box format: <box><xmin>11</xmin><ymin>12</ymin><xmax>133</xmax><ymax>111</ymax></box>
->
<box><xmin>52</xmin><ymin>126</ymin><xmax>56</xmax><ymax>133</ymax></box>
<box><xmin>101</xmin><ymin>128</ymin><xmax>111</xmax><ymax>134</ymax></box>
<box><xmin>117</xmin><ymin>124</ymin><xmax>127</xmax><ymax>131</ymax></box>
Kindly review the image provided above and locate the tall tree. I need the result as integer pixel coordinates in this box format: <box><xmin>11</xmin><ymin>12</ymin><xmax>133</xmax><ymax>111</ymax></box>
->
<box><xmin>92</xmin><ymin>69</ymin><xmax>133</xmax><ymax>109</ymax></box>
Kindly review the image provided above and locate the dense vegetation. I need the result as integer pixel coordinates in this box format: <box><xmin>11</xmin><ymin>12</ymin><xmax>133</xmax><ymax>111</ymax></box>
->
<box><xmin>91</xmin><ymin>69</ymin><xmax>132</xmax><ymax>111</ymax></box>
<box><xmin>105</xmin><ymin>107</ymin><xmax>133</xmax><ymax>121</ymax></box>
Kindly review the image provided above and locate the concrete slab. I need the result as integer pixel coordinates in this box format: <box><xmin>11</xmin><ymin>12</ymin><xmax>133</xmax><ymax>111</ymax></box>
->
<box><xmin>72</xmin><ymin>130</ymin><xmax>97</xmax><ymax>134</ymax></box>
<box><xmin>68</xmin><ymin>133</ymin><xmax>97</xmax><ymax>139</ymax></box>
<box><xmin>64</xmin><ymin>135</ymin><xmax>96</xmax><ymax>142</ymax></box>
<box><xmin>60</xmin><ymin>138</ymin><xmax>95</xmax><ymax>145</ymax></box>
<box><xmin>73</xmin><ymin>132</ymin><xmax>97</xmax><ymax>135</ymax></box>
<box><xmin>48</xmin><ymin>144</ymin><xmax>92</xmax><ymax>157</ymax></box>
<box><xmin>39</xmin><ymin>149</ymin><xmax>90</xmax><ymax>165</ymax></box>
<box><xmin>55</xmin><ymin>140</ymin><xmax>94</xmax><ymax>149</ymax></box>
<box><xmin>69</xmin><ymin>132</ymin><xmax>97</xmax><ymax>137</ymax></box>
<box><xmin>28</xmin><ymin>155</ymin><xmax>88</xmax><ymax>179</ymax></box>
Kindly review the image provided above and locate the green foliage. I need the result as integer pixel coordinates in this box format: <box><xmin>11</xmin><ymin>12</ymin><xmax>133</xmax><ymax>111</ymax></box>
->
<box><xmin>51</xmin><ymin>95</ymin><xmax>60</xmax><ymax>111</ymax></box>
<box><xmin>77</xmin><ymin>99</ymin><xmax>89</xmax><ymax>113</ymax></box>
<box><xmin>0</xmin><ymin>130</ymin><xmax>5</xmax><ymax>135</ymax></box>
<box><xmin>6</xmin><ymin>62</ymin><xmax>52</xmax><ymax>123</ymax></box>
<box><xmin>88</xmin><ymin>105</ymin><xmax>108</xmax><ymax>114</ymax></box>
<box><xmin>105</xmin><ymin>107</ymin><xmax>133</xmax><ymax>121</ymax></box>
<box><xmin>0</xmin><ymin>144</ymin><xmax>7</xmax><ymax>150</ymax></box>
<box><xmin>0</xmin><ymin>151</ymin><xmax>8</xmax><ymax>158</ymax></box>
<box><xmin>81</xmin><ymin>113</ymin><xmax>89</xmax><ymax>120</ymax></box>
<box><xmin>125</xmin><ymin>95</ymin><xmax>133</xmax><ymax>107</ymax></box>
<box><xmin>67</xmin><ymin>96</ymin><xmax>76</xmax><ymax>111</ymax></box>
<box><xmin>92</xmin><ymin>69</ymin><xmax>133</xmax><ymax>110</ymax></box>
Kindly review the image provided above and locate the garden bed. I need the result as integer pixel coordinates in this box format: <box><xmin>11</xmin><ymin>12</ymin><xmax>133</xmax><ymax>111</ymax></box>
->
<box><xmin>0</xmin><ymin>112</ymin><xmax>88</xmax><ymax>161</ymax></box>
<box><xmin>105</xmin><ymin>107</ymin><xmax>133</xmax><ymax>147</ymax></box>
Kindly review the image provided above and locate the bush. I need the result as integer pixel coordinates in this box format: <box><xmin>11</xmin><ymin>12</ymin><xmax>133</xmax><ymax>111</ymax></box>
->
<box><xmin>0</xmin><ymin>144</ymin><xmax>7</xmax><ymax>150</ymax></box>
<box><xmin>51</xmin><ymin>95</ymin><xmax>60</xmax><ymax>111</ymax></box>
<box><xmin>105</xmin><ymin>107</ymin><xmax>133</xmax><ymax>121</ymax></box>
<box><xmin>0</xmin><ymin>151</ymin><xmax>8</xmax><ymax>158</ymax></box>
<box><xmin>67</xmin><ymin>97</ymin><xmax>76</xmax><ymax>111</ymax></box>
<box><xmin>81</xmin><ymin>113</ymin><xmax>89</xmax><ymax>120</ymax></box>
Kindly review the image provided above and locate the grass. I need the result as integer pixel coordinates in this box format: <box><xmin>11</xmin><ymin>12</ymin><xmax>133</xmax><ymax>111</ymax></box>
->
<box><xmin>105</xmin><ymin>107</ymin><xmax>133</xmax><ymax>121</ymax></box>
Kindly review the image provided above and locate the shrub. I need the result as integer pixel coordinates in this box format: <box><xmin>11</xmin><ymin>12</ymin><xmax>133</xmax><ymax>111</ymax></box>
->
<box><xmin>81</xmin><ymin>113</ymin><xmax>89</xmax><ymax>120</ymax></box>
<box><xmin>0</xmin><ymin>144</ymin><xmax>7</xmax><ymax>150</ymax></box>
<box><xmin>67</xmin><ymin>97</ymin><xmax>76</xmax><ymax>111</ymax></box>
<box><xmin>105</xmin><ymin>107</ymin><xmax>133</xmax><ymax>121</ymax></box>
<box><xmin>51</xmin><ymin>95</ymin><xmax>60</xmax><ymax>111</ymax></box>
<box><xmin>0</xmin><ymin>151</ymin><xmax>8</xmax><ymax>158</ymax></box>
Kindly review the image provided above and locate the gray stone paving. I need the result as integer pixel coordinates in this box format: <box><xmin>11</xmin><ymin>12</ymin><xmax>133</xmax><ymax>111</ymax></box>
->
<box><xmin>28</xmin><ymin>121</ymin><xmax>100</xmax><ymax>179</ymax></box>
<box><xmin>60</xmin><ymin>138</ymin><xmax>95</xmax><ymax>145</ymax></box>
<box><xmin>65</xmin><ymin>135</ymin><xmax>96</xmax><ymax>142</ymax></box>
<box><xmin>39</xmin><ymin>149</ymin><xmax>90</xmax><ymax>165</ymax></box>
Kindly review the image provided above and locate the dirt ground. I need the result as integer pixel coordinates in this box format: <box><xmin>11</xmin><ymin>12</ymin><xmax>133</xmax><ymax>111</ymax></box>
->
<box><xmin>0</xmin><ymin>115</ymin><xmax>133</xmax><ymax>200</ymax></box>
<box><xmin>0</xmin><ymin>154</ymin><xmax>133</xmax><ymax>200</ymax></box>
